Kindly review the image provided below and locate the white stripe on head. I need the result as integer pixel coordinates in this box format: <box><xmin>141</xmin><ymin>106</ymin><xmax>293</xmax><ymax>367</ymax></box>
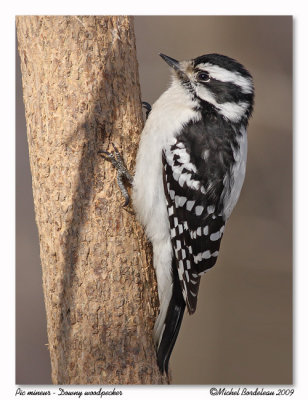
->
<box><xmin>197</xmin><ymin>62</ymin><xmax>253</xmax><ymax>94</ymax></box>
<box><xmin>194</xmin><ymin>85</ymin><xmax>249</xmax><ymax>122</ymax></box>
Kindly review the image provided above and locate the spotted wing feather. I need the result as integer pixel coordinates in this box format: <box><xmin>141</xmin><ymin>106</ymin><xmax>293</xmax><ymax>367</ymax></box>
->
<box><xmin>162</xmin><ymin>140</ymin><xmax>226</xmax><ymax>314</ymax></box>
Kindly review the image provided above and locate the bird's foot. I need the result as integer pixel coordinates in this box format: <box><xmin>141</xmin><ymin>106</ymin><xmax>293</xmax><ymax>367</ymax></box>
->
<box><xmin>98</xmin><ymin>143</ymin><xmax>133</xmax><ymax>207</ymax></box>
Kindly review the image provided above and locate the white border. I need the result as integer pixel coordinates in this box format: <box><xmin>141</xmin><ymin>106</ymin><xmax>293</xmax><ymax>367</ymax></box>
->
<box><xmin>4</xmin><ymin>1</ymin><xmax>307</xmax><ymax>399</ymax></box>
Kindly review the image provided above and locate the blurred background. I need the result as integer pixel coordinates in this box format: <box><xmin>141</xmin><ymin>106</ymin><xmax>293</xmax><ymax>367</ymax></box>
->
<box><xmin>16</xmin><ymin>16</ymin><xmax>292</xmax><ymax>384</ymax></box>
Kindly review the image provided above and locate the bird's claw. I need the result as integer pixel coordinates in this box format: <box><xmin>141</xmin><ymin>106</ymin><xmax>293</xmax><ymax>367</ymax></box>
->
<box><xmin>98</xmin><ymin>143</ymin><xmax>122</xmax><ymax>166</ymax></box>
<box><xmin>142</xmin><ymin>101</ymin><xmax>152</xmax><ymax>119</ymax></box>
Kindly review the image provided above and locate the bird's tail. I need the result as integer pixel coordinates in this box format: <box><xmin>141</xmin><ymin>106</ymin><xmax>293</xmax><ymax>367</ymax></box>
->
<box><xmin>154</xmin><ymin>257</ymin><xmax>186</xmax><ymax>374</ymax></box>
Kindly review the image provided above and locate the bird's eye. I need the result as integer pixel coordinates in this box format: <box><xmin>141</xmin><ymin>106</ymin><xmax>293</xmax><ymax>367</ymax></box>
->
<box><xmin>197</xmin><ymin>71</ymin><xmax>210</xmax><ymax>82</ymax></box>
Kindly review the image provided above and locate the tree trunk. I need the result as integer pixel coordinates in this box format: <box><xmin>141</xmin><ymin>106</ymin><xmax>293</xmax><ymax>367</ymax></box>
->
<box><xmin>16</xmin><ymin>15</ymin><xmax>167</xmax><ymax>385</ymax></box>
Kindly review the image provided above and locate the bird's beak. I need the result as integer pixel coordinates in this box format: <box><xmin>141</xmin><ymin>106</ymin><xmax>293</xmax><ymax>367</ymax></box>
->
<box><xmin>159</xmin><ymin>53</ymin><xmax>181</xmax><ymax>72</ymax></box>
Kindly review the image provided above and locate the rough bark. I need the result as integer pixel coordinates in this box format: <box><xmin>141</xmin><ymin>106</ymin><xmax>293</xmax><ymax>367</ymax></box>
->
<box><xmin>16</xmin><ymin>15</ymin><xmax>167</xmax><ymax>385</ymax></box>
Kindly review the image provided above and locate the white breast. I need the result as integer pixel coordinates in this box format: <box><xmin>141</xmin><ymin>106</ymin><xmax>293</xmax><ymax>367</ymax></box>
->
<box><xmin>132</xmin><ymin>79</ymin><xmax>200</xmax><ymax>244</ymax></box>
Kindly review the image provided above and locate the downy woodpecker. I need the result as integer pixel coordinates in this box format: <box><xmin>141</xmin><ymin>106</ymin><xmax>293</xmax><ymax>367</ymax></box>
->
<box><xmin>101</xmin><ymin>53</ymin><xmax>254</xmax><ymax>374</ymax></box>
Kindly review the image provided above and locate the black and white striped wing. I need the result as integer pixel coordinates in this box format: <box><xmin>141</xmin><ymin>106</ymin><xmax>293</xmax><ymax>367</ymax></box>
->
<box><xmin>162</xmin><ymin>140</ymin><xmax>226</xmax><ymax>314</ymax></box>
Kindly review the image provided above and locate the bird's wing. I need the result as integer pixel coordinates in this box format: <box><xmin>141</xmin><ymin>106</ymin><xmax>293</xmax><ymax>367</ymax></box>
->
<box><xmin>162</xmin><ymin>139</ymin><xmax>226</xmax><ymax>314</ymax></box>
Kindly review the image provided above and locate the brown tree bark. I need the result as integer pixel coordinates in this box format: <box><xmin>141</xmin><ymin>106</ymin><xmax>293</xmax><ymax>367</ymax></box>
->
<box><xmin>16</xmin><ymin>15</ymin><xmax>167</xmax><ymax>385</ymax></box>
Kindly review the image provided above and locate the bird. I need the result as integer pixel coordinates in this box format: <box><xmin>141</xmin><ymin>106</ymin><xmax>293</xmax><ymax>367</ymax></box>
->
<box><xmin>100</xmin><ymin>52</ymin><xmax>254</xmax><ymax>375</ymax></box>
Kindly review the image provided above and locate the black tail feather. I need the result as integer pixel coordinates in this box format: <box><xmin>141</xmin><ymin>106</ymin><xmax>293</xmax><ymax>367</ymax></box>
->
<box><xmin>157</xmin><ymin>258</ymin><xmax>186</xmax><ymax>374</ymax></box>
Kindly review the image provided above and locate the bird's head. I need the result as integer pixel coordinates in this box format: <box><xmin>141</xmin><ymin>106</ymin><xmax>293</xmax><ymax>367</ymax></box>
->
<box><xmin>160</xmin><ymin>53</ymin><xmax>254</xmax><ymax>124</ymax></box>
